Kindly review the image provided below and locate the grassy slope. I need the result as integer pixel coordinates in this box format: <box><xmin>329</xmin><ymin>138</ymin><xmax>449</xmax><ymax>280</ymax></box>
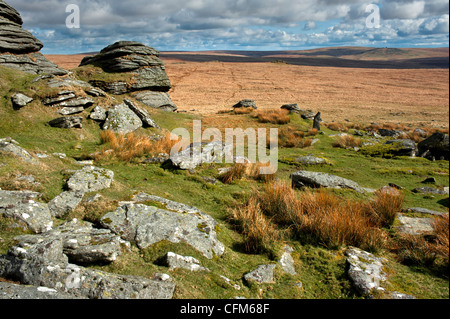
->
<box><xmin>0</xmin><ymin>65</ymin><xmax>448</xmax><ymax>299</ymax></box>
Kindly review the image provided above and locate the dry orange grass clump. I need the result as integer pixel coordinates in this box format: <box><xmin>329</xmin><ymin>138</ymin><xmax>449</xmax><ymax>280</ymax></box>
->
<box><xmin>332</xmin><ymin>135</ymin><xmax>362</xmax><ymax>149</ymax></box>
<box><xmin>231</xmin><ymin>181</ymin><xmax>406</xmax><ymax>253</ymax></box>
<box><xmin>276</xmin><ymin>126</ymin><xmax>313</xmax><ymax>149</ymax></box>
<box><xmin>253</xmin><ymin>109</ymin><xmax>291</xmax><ymax>125</ymax></box>
<box><xmin>97</xmin><ymin>130</ymin><xmax>179</xmax><ymax>161</ymax></box>
<box><xmin>220</xmin><ymin>162</ymin><xmax>276</xmax><ymax>185</ymax></box>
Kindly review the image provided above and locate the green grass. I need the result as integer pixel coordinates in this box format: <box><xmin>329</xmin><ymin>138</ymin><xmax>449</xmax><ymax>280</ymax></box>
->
<box><xmin>0</xmin><ymin>65</ymin><xmax>448</xmax><ymax>299</ymax></box>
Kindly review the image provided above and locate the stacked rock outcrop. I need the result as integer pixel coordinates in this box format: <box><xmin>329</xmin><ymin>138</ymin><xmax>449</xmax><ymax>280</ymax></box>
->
<box><xmin>0</xmin><ymin>0</ymin><xmax>67</xmax><ymax>75</ymax></box>
<box><xmin>79</xmin><ymin>41</ymin><xmax>177</xmax><ymax>112</ymax></box>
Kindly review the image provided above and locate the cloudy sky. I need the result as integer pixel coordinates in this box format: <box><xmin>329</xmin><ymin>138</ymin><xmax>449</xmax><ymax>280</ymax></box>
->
<box><xmin>7</xmin><ymin>0</ymin><xmax>450</xmax><ymax>54</ymax></box>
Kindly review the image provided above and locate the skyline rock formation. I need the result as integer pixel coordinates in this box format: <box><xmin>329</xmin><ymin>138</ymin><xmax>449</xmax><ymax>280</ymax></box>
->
<box><xmin>0</xmin><ymin>0</ymin><xmax>67</xmax><ymax>75</ymax></box>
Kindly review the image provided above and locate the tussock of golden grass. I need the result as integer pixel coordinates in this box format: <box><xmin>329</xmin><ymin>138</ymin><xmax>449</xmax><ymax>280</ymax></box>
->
<box><xmin>220</xmin><ymin>162</ymin><xmax>276</xmax><ymax>184</ymax></box>
<box><xmin>96</xmin><ymin>130</ymin><xmax>180</xmax><ymax>162</ymax></box>
<box><xmin>253</xmin><ymin>109</ymin><xmax>290</xmax><ymax>124</ymax></box>
<box><xmin>232</xmin><ymin>181</ymin><xmax>390</xmax><ymax>253</ymax></box>
<box><xmin>230</xmin><ymin>196</ymin><xmax>279</xmax><ymax>254</ymax></box>
<box><xmin>432</xmin><ymin>214</ymin><xmax>449</xmax><ymax>265</ymax></box>
<box><xmin>233</xmin><ymin>107</ymin><xmax>254</xmax><ymax>115</ymax></box>
<box><xmin>368</xmin><ymin>190</ymin><xmax>405</xmax><ymax>227</ymax></box>
<box><xmin>325</xmin><ymin>122</ymin><xmax>349</xmax><ymax>132</ymax></box>
<box><xmin>332</xmin><ymin>135</ymin><xmax>362</xmax><ymax>149</ymax></box>
<box><xmin>277</xmin><ymin>127</ymin><xmax>313</xmax><ymax>148</ymax></box>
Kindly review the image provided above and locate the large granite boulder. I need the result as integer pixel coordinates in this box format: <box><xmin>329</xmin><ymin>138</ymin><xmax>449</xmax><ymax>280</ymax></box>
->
<box><xmin>79</xmin><ymin>41</ymin><xmax>171</xmax><ymax>93</ymax></box>
<box><xmin>417</xmin><ymin>132</ymin><xmax>449</xmax><ymax>161</ymax></box>
<box><xmin>66</xmin><ymin>166</ymin><xmax>114</xmax><ymax>193</ymax></box>
<box><xmin>0</xmin><ymin>1</ymin><xmax>67</xmax><ymax>75</ymax></box>
<box><xmin>102</xmin><ymin>102</ymin><xmax>143</xmax><ymax>134</ymax></box>
<box><xmin>101</xmin><ymin>196</ymin><xmax>225</xmax><ymax>259</ymax></box>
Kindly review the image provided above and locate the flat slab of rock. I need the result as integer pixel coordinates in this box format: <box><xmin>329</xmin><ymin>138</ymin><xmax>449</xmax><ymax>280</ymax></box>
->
<box><xmin>244</xmin><ymin>264</ymin><xmax>276</xmax><ymax>284</ymax></box>
<box><xmin>413</xmin><ymin>187</ymin><xmax>447</xmax><ymax>195</ymax></box>
<box><xmin>0</xmin><ymin>282</ymin><xmax>84</xmax><ymax>299</ymax></box>
<box><xmin>11</xmin><ymin>93</ymin><xmax>33</xmax><ymax>109</ymax></box>
<box><xmin>101</xmin><ymin>198</ymin><xmax>224</xmax><ymax>259</ymax></box>
<box><xmin>169</xmin><ymin>141</ymin><xmax>233</xmax><ymax>170</ymax></box>
<box><xmin>48</xmin><ymin>191</ymin><xmax>84</xmax><ymax>218</ymax></box>
<box><xmin>345</xmin><ymin>247</ymin><xmax>387</xmax><ymax>296</ymax></box>
<box><xmin>0</xmin><ymin>137</ymin><xmax>39</xmax><ymax>165</ymax></box>
<box><xmin>124</xmin><ymin>99</ymin><xmax>160</xmax><ymax>128</ymax></box>
<box><xmin>405</xmin><ymin>207</ymin><xmax>448</xmax><ymax>217</ymax></box>
<box><xmin>48</xmin><ymin>117</ymin><xmax>83</xmax><ymax>129</ymax></box>
<box><xmin>396</xmin><ymin>215</ymin><xmax>434</xmax><ymax>235</ymax></box>
<box><xmin>0</xmin><ymin>190</ymin><xmax>53</xmax><ymax>233</ymax></box>
<box><xmin>132</xmin><ymin>91</ymin><xmax>177</xmax><ymax>112</ymax></box>
<box><xmin>67</xmin><ymin>166</ymin><xmax>114</xmax><ymax>193</ymax></box>
<box><xmin>291</xmin><ymin>170</ymin><xmax>365</xmax><ymax>193</ymax></box>
<box><xmin>279</xmin><ymin>245</ymin><xmax>296</xmax><ymax>275</ymax></box>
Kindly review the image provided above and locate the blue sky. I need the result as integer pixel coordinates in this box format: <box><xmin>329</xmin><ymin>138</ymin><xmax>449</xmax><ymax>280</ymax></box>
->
<box><xmin>7</xmin><ymin>0</ymin><xmax>450</xmax><ymax>54</ymax></box>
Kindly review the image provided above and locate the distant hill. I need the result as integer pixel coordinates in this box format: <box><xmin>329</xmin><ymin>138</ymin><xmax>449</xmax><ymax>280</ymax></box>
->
<box><xmin>160</xmin><ymin>47</ymin><xmax>449</xmax><ymax>69</ymax></box>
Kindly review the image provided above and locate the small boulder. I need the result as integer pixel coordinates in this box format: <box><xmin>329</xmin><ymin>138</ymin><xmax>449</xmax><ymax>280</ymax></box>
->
<box><xmin>291</xmin><ymin>170</ymin><xmax>365</xmax><ymax>193</ymax></box>
<box><xmin>102</xmin><ymin>102</ymin><xmax>143</xmax><ymax>134</ymax></box>
<box><xmin>48</xmin><ymin>191</ymin><xmax>85</xmax><ymax>218</ymax></box>
<box><xmin>243</xmin><ymin>264</ymin><xmax>276</xmax><ymax>284</ymax></box>
<box><xmin>233</xmin><ymin>99</ymin><xmax>257</xmax><ymax>109</ymax></box>
<box><xmin>66</xmin><ymin>166</ymin><xmax>114</xmax><ymax>193</ymax></box>
<box><xmin>162</xmin><ymin>252</ymin><xmax>210</xmax><ymax>272</ymax></box>
<box><xmin>384</xmin><ymin>139</ymin><xmax>417</xmax><ymax>157</ymax></box>
<box><xmin>11</xmin><ymin>93</ymin><xmax>33</xmax><ymax>109</ymax></box>
<box><xmin>418</xmin><ymin>132</ymin><xmax>449</xmax><ymax>161</ymax></box>
<box><xmin>48</xmin><ymin>117</ymin><xmax>83</xmax><ymax>129</ymax></box>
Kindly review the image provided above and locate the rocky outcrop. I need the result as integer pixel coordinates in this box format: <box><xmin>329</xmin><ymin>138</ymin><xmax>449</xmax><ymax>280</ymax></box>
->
<box><xmin>291</xmin><ymin>170</ymin><xmax>366</xmax><ymax>193</ymax></box>
<box><xmin>79</xmin><ymin>41</ymin><xmax>177</xmax><ymax>111</ymax></box>
<box><xmin>233</xmin><ymin>99</ymin><xmax>257</xmax><ymax>109</ymax></box>
<box><xmin>0</xmin><ymin>235</ymin><xmax>175</xmax><ymax>299</ymax></box>
<box><xmin>168</xmin><ymin>141</ymin><xmax>233</xmax><ymax>170</ymax></box>
<box><xmin>0</xmin><ymin>137</ymin><xmax>39</xmax><ymax>165</ymax></box>
<box><xmin>101</xmin><ymin>196</ymin><xmax>225</xmax><ymax>259</ymax></box>
<box><xmin>0</xmin><ymin>1</ymin><xmax>67</xmax><ymax>75</ymax></box>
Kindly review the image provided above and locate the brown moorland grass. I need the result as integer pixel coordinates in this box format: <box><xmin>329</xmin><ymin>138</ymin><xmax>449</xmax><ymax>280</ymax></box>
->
<box><xmin>232</xmin><ymin>181</ymin><xmax>404</xmax><ymax>253</ymax></box>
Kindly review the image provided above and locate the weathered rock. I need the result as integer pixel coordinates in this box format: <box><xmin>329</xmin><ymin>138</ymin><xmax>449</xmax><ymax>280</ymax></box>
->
<box><xmin>0</xmin><ymin>18</ymin><xmax>43</xmax><ymax>54</ymax></box>
<box><xmin>405</xmin><ymin>207</ymin><xmax>448</xmax><ymax>217</ymax></box>
<box><xmin>345</xmin><ymin>247</ymin><xmax>387</xmax><ymax>296</ymax></box>
<box><xmin>300</xmin><ymin>110</ymin><xmax>316</xmax><ymax>120</ymax></box>
<box><xmin>80</xmin><ymin>41</ymin><xmax>171</xmax><ymax>93</ymax></box>
<box><xmin>0</xmin><ymin>52</ymin><xmax>67</xmax><ymax>75</ymax></box>
<box><xmin>384</xmin><ymin>139</ymin><xmax>417</xmax><ymax>157</ymax></box>
<box><xmin>168</xmin><ymin>141</ymin><xmax>233</xmax><ymax>170</ymax></box>
<box><xmin>378</xmin><ymin>129</ymin><xmax>405</xmax><ymax>138</ymax></box>
<box><xmin>233</xmin><ymin>99</ymin><xmax>257</xmax><ymax>109</ymax></box>
<box><xmin>243</xmin><ymin>264</ymin><xmax>276</xmax><ymax>284</ymax></box>
<box><xmin>289</xmin><ymin>155</ymin><xmax>330</xmax><ymax>165</ymax></box>
<box><xmin>0</xmin><ymin>190</ymin><xmax>53</xmax><ymax>233</ymax></box>
<box><xmin>132</xmin><ymin>91</ymin><xmax>177</xmax><ymax>112</ymax></box>
<box><xmin>13</xmin><ymin>218</ymin><xmax>122</xmax><ymax>264</ymax></box>
<box><xmin>101</xmin><ymin>198</ymin><xmax>225</xmax><ymax>259</ymax></box>
<box><xmin>396</xmin><ymin>215</ymin><xmax>434</xmax><ymax>235</ymax></box>
<box><xmin>102</xmin><ymin>102</ymin><xmax>143</xmax><ymax>134</ymax></box>
<box><xmin>48</xmin><ymin>191</ymin><xmax>84</xmax><ymax>218</ymax></box>
<box><xmin>291</xmin><ymin>170</ymin><xmax>366</xmax><ymax>193</ymax></box>
<box><xmin>67</xmin><ymin>166</ymin><xmax>114</xmax><ymax>193</ymax></box>
<box><xmin>162</xmin><ymin>252</ymin><xmax>210</xmax><ymax>272</ymax></box>
<box><xmin>281</xmin><ymin>104</ymin><xmax>301</xmax><ymax>113</ymax></box>
<box><xmin>124</xmin><ymin>99</ymin><xmax>160</xmax><ymax>129</ymax></box>
<box><xmin>313</xmin><ymin>112</ymin><xmax>322</xmax><ymax>131</ymax></box>
<box><xmin>413</xmin><ymin>187</ymin><xmax>447</xmax><ymax>195</ymax></box>
<box><xmin>48</xmin><ymin>117</ymin><xmax>83</xmax><ymax>129</ymax></box>
<box><xmin>279</xmin><ymin>245</ymin><xmax>296</xmax><ymax>275</ymax></box>
<box><xmin>89</xmin><ymin>106</ymin><xmax>107</xmax><ymax>121</ymax></box>
<box><xmin>0</xmin><ymin>282</ymin><xmax>83</xmax><ymax>299</ymax></box>
<box><xmin>11</xmin><ymin>93</ymin><xmax>33</xmax><ymax>109</ymax></box>
<box><xmin>0</xmin><ymin>236</ymin><xmax>175</xmax><ymax>299</ymax></box>
<box><xmin>418</xmin><ymin>132</ymin><xmax>449</xmax><ymax>161</ymax></box>
<box><xmin>57</xmin><ymin>107</ymin><xmax>85</xmax><ymax>116</ymax></box>
<box><xmin>0</xmin><ymin>137</ymin><xmax>39</xmax><ymax>165</ymax></box>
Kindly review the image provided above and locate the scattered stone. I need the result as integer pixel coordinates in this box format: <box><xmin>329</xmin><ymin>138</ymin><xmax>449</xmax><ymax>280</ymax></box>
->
<box><xmin>413</xmin><ymin>128</ymin><xmax>428</xmax><ymax>138</ymax></box>
<box><xmin>413</xmin><ymin>187</ymin><xmax>447</xmax><ymax>195</ymax></box>
<box><xmin>102</xmin><ymin>102</ymin><xmax>143</xmax><ymax>134</ymax></box>
<box><xmin>66</xmin><ymin>166</ymin><xmax>114</xmax><ymax>193</ymax></box>
<box><xmin>0</xmin><ymin>190</ymin><xmax>52</xmax><ymax>233</ymax></box>
<box><xmin>345</xmin><ymin>247</ymin><xmax>387</xmax><ymax>296</ymax></box>
<box><xmin>243</xmin><ymin>264</ymin><xmax>276</xmax><ymax>284</ymax></box>
<box><xmin>48</xmin><ymin>117</ymin><xmax>83</xmax><ymax>129</ymax></box>
<box><xmin>378</xmin><ymin>129</ymin><xmax>404</xmax><ymax>138</ymax></box>
<box><xmin>52</xmin><ymin>153</ymin><xmax>67</xmax><ymax>159</ymax></box>
<box><xmin>397</xmin><ymin>215</ymin><xmax>434</xmax><ymax>235</ymax></box>
<box><xmin>11</xmin><ymin>93</ymin><xmax>33</xmax><ymax>109</ymax></box>
<box><xmin>290</xmin><ymin>155</ymin><xmax>330</xmax><ymax>165</ymax></box>
<box><xmin>89</xmin><ymin>106</ymin><xmax>107</xmax><ymax>121</ymax></box>
<box><xmin>281</xmin><ymin>104</ymin><xmax>301</xmax><ymax>113</ymax></box>
<box><xmin>132</xmin><ymin>91</ymin><xmax>177</xmax><ymax>112</ymax></box>
<box><xmin>101</xmin><ymin>199</ymin><xmax>225</xmax><ymax>259</ymax></box>
<box><xmin>219</xmin><ymin>275</ymin><xmax>241</xmax><ymax>290</ymax></box>
<box><xmin>313</xmin><ymin>112</ymin><xmax>322</xmax><ymax>131</ymax></box>
<box><xmin>291</xmin><ymin>170</ymin><xmax>366</xmax><ymax>193</ymax></box>
<box><xmin>389</xmin><ymin>291</ymin><xmax>416</xmax><ymax>299</ymax></box>
<box><xmin>417</xmin><ymin>132</ymin><xmax>449</xmax><ymax>161</ymax></box>
<box><xmin>0</xmin><ymin>137</ymin><xmax>39</xmax><ymax>165</ymax></box>
<box><xmin>421</xmin><ymin>177</ymin><xmax>437</xmax><ymax>184</ymax></box>
<box><xmin>279</xmin><ymin>245</ymin><xmax>296</xmax><ymax>275</ymax></box>
<box><xmin>168</xmin><ymin>141</ymin><xmax>233</xmax><ymax>170</ymax></box>
<box><xmin>57</xmin><ymin>106</ymin><xmax>85</xmax><ymax>116</ymax></box>
<box><xmin>162</xmin><ymin>252</ymin><xmax>210</xmax><ymax>272</ymax></box>
<box><xmin>48</xmin><ymin>191</ymin><xmax>84</xmax><ymax>218</ymax></box>
<box><xmin>142</xmin><ymin>153</ymin><xmax>170</xmax><ymax>164</ymax></box>
<box><xmin>233</xmin><ymin>99</ymin><xmax>257</xmax><ymax>109</ymax></box>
